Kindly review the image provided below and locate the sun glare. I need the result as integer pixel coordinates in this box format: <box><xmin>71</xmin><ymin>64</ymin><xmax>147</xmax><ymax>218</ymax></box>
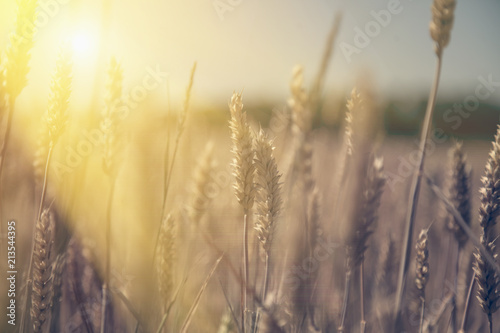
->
<box><xmin>70</xmin><ymin>29</ymin><xmax>99</xmax><ymax>59</ymax></box>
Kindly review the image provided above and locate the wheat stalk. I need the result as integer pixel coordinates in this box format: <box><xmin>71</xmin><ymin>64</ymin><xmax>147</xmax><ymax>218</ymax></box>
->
<box><xmin>474</xmin><ymin>125</ymin><xmax>500</xmax><ymax>333</ymax></box>
<box><xmin>30</xmin><ymin>209</ymin><xmax>55</xmax><ymax>333</ymax></box>
<box><xmin>395</xmin><ymin>0</ymin><xmax>456</xmax><ymax>323</ymax></box>
<box><xmin>229</xmin><ymin>91</ymin><xmax>255</xmax><ymax>333</ymax></box>
<box><xmin>341</xmin><ymin>155</ymin><xmax>385</xmax><ymax>333</ymax></box>
<box><xmin>21</xmin><ymin>44</ymin><xmax>72</xmax><ymax>332</ymax></box>
<box><xmin>100</xmin><ymin>56</ymin><xmax>123</xmax><ymax>333</ymax></box>
<box><xmin>443</xmin><ymin>141</ymin><xmax>471</xmax><ymax>331</ymax></box>
<box><xmin>101</xmin><ymin>57</ymin><xmax>123</xmax><ymax>176</ymax></box>
<box><xmin>0</xmin><ymin>0</ymin><xmax>38</xmax><ymax>170</ymax></box>
<box><xmin>0</xmin><ymin>53</ymin><xmax>6</xmax><ymax>117</ymax></box>
<box><xmin>0</xmin><ymin>0</ymin><xmax>39</xmax><ymax>244</ymax></box>
<box><xmin>253</xmin><ymin>128</ymin><xmax>283</xmax><ymax>332</ymax></box>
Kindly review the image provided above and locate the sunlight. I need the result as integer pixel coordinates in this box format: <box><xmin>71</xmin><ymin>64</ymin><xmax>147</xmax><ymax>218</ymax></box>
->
<box><xmin>70</xmin><ymin>28</ymin><xmax>99</xmax><ymax>60</ymax></box>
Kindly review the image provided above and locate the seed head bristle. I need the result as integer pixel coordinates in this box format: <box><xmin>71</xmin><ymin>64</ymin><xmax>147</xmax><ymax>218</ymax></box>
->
<box><xmin>474</xmin><ymin>125</ymin><xmax>500</xmax><ymax>319</ymax></box>
<box><xmin>157</xmin><ymin>214</ymin><xmax>176</xmax><ymax>311</ymax></box>
<box><xmin>30</xmin><ymin>208</ymin><xmax>55</xmax><ymax>333</ymax></box>
<box><xmin>4</xmin><ymin>0</ymin><xmax>38</xmax><ymax>100</ymax></box>
<box><xmin>429</xmin><ymin>0</ymin><xmax>456</xmax><ymax>55</ymax></box>
<box><xmin>254</xmin><ymin>129</ymin><xmax>282</xmax><ymax>253</ymax></box>
<box><xmin>229</xmin><ymin>92</ymin><xmax>255</xmax><ymax>212</ymax></box>
<box><xmin>101</xmin><ymin>57</ymin><xmax>123</xmax><ymax>175</ymax></box>
<box><xmin>444</xmin><ymin>141</ymin><xmax>471</xmax><ymax>248</ymax></box>
<box><xmin>188</xmin><ymin>141</ymin><xmax>216</xmax><ymax>225</ymax></box>
<box><xmin>347</xmin><ymin>156</ymin><xmax>385</xmax><ymax>270</ymax></box>
<box><xmin>45</xmin><ymin>45</ymin><xmax>73</xmax><ymax>147</ymax></box>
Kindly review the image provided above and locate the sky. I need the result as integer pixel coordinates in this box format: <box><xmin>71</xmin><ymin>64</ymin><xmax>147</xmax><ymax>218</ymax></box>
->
<box><xmin>1</xmin><ymin>0</ymin><xmax>499</xmax><ymax>112</ymax></box>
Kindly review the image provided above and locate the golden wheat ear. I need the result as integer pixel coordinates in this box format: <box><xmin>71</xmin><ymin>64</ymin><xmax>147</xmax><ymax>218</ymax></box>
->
<box><xmin>444</xmin><ymin>141</ymin><xmax>471</xmax><ymax>248</ymax></box>
<box><xmin>157</xmin><ymin>214</ymin><xmax>176</xmax><ymax>312</ymax></box>
<box><xmin>188</xmin><ymin>141</ymin><xmax>216</xmax><ymax>226</ymax></box>
<box><xmin>46</xmin><ymin>45</ymin><xmax>73</xmax><ymax>148</ymax></box>
<box><xmin>30</xmin><ymin>208</ymin><xmax>55</xmax><ymax>333</ymax></box>
<box><xmin>474</xmin><ymin>125</ymin><xmax>500</xmax><ymax>331</ymax></box>
<box><xmin>430</xmin><ymin>0</ymin><xmax>456</xmax><ymax>56</ymax></box>
<box><xmin>101</xmin><ymin>56</ymin><xmax>124</xmax><ymax>176</ymax></box>
<box><xmin>4</xmin><ymin>0</ymin><xmax>38</xmax><ymax>101</ymax></box>
<box><xmin>229</xmin><ymin>91</ymin><xmax>256</xmax><ymax>213</ymax></box>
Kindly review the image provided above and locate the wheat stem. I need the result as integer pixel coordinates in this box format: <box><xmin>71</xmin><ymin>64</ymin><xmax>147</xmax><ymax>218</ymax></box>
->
<box><xmin>338</xmin><ymin>267</ymin><xmax>352</xmax><ymax>333</ymax></box>
<box><xmin>395</xmin><ymin>54</ymin><xmax>442</xmax><ymax>325</ymax></box>
<box><xmin>459</xmin><ymin>271</ymin><xmax>475</xmax><ymax>333</ymax></box>
<box><xmin>242</xmin><ymin>211</ymin><xmax>249</xmax><ymax>333</ymax></box>
<box><xmin>360</xmin><ymin>262</ymin><xmax>366</xmax><ymax>333</ymax></box>
<box><xmin>100</xmin><ymin>177</ymin><xmax>116</xmax><ymax>333</ymax></box>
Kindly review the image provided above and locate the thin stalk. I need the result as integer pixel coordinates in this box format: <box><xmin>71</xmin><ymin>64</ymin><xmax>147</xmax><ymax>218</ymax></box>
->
<box><xmin>0</xmin><ymin>97</ymin><xmax>15</xmax><ymax>231</ymax></box>
<box><xmin>134</xmin><ymin>82</ymin><xmax>172</xmax><ymax>333</ymax></box>
<box><xmin>0</xmin><ymin>97</ymin><xmax>15</xmax><ymax>188</ymax></box>
<box><xmin>20</xmin><ymin>142</ymin><xmax>54</xmax><ymax>333</ymax></box>
<box><xmin>360</xmin><ymin>263</ymin><xmax>366</xmax><ymax>333</ymax></box>
<box><xmin>252</xmin><ymin>253</ymin><xmax>269</xmax><ymax>333</ymax></box>
<box><xmin>242</xmin><ymin>212</ymin><xmax>249</xmax><ymax>333</ymax></box>
<box><xmin>395</xmin><ymin>54</ymin><xmax>443</xmax><ymax>323</ymax></box>
<box><xmin>449</xmin><ymin>243</ymin><xmax>460</xmax><ymax>333</ymax></box>
<box><xmin>262</xmin><ymin>253</ymin><xmax>270</xmax><ymax>308</ymax></box>
<box><xmin>425</xmin><ymin>175</ymin><xmax>500</xmax><ymax>275</ymax></box>
<box><xmin>100</xmin><ymin>177</ymin><xmax>116</xmax><ymax>333</ymax></box>
<box><xmin>338</xmin><ymin>268</ymin><xmax>352</xmax><ymax>332</ymax></box>
<box><xmin>419</xmin><ymin>297</ymin><xmax>426</xmax><ymax>333</ymax></box>
<box><xmin>459</xmin><ymin>271</ymin><xmax>475</xmax><ymax>332</ymax></box>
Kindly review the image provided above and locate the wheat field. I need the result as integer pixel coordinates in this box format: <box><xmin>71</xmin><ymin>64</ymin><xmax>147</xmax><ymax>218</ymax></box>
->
<box><xmin>0</xmin><ymin>0</ymin><xmax>499</xmax><ymax>332</ymax></box>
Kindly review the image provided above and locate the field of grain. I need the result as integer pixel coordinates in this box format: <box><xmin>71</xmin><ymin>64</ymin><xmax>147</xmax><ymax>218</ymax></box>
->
<box><xmin>0</xmin><ymin>0</ymin><xmax>499</xmax><ymax>332</ymax></box>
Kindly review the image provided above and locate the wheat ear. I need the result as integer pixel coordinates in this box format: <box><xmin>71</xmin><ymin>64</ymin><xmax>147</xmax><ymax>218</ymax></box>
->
<box><xmin>415</xmin><ymin>229</ymin><xmax>429</xmax><ymax>333</ymax></box>
<box><xmin>474</xmin><ymin>125</ymin><xmax>500</xmax><ymax>333</ymax></box>
<box><xmin>229</xmin><ymin>91</ymin><xmax>255</xmax><ymax>333</ymax></box>
<box><xmin>445</xmin><ymin>142</ymin><xmax>471</xmax><ymax>248</ymax></box>
<box><xmin>0</xmin><ymin>54</ymin><xmax>6</xmax><ymax>116</ymax></box>
<box><xmin>157</xmin><ymin>214</ymin><xmax>176</xmax><ymax>315</ymax></box>
<box><xmin>30</xmin><ymin>209</ymin><xmax>55</xmax><ymax>332</ymax></box>
<box><xmin>395</xmin><ymin>0</ymin><xmax>456</xmax><ymax>323</ymax></box>
<box><xmin>0</xmin><ymin>0</ymin><xmax>38</xmax><ymax>182</ymax></box>
<box><xmin>188</xmin><ymin>141</ymin><xmax>216</xmax><ymax>226</ymax></box>
<box><xmin>100</xmin><ymin>56</ymin><xmax>123</xmax><ymax>333</ymax></box>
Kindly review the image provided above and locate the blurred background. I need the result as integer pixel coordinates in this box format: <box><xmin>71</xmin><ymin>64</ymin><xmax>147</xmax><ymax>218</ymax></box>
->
<box><xmin>0</xmin><ymin>0</ymin><xmax>499</xmax><ymax>133</ymax></box>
